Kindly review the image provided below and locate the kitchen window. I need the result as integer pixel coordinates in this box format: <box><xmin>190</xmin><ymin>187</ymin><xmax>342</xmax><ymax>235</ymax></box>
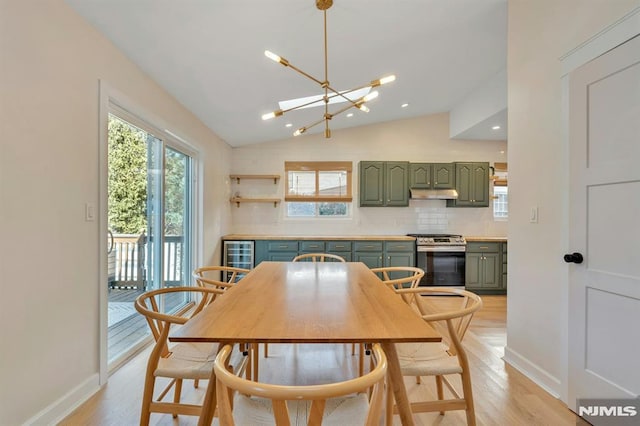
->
<box><xmin>493</xmin><ymin>186</ymin><xmax>508</xmax><ymax>219</ymax></box>
<box><xmin>284</xmin><ymin>161</ymin><xmax>352</xmax><ymax>217</ymax></box>
<box><xmin>492</xmin><ymin>162</ymin><xmax>508</xmax><ymax>220</ymax></box>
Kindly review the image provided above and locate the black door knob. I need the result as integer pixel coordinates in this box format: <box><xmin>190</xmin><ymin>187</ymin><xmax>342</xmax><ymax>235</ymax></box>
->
<box><xmin>564</xmin><ymin>252</ymin><xmax>584</xmax><ymax>264</ymax></box>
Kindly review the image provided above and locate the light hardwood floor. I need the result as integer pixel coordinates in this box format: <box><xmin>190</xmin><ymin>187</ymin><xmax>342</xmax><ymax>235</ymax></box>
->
<box><xmin>61</xmin><ymin>295</ymin><xmax>579</xmax><ymax>425</ymax></box>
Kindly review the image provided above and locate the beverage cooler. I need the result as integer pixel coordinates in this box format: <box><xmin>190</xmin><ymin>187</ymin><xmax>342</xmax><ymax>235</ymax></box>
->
<box><xmin>222</xmin><ymin>240</ymin><xmax>254</xmax><ymax>281</ymax></box>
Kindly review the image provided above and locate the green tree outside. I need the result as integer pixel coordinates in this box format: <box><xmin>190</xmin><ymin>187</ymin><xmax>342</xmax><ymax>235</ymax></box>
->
<box><xmin>108</xmin><ymin>116</ymin><xmax>147</xmax><ymax>234</ymax></box>
<box><xmin>108</xmin><ymin>115</ymin><xmax>186</xmax><ymax>236</ymax></box>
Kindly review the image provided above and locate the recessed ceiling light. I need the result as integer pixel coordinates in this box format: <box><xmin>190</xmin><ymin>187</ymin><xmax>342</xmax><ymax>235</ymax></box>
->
<box><xmin>285</xmin><ymin>123</ymin><xmax>292</xmax><ymax>128</ymax></box>
<box><xmin>492</xmin><ymin>125</ymin><xmax>501</xmax><ymax>130</ymax></box>
<box><xmin>347</xmin><ymin>113</ymin><xmax>354</xmax><ymax>118</ymax></box>
<box><xmin>401</xmin><ymin>103</ymin><xmax>409</xmax><ymax>108</ymax></box>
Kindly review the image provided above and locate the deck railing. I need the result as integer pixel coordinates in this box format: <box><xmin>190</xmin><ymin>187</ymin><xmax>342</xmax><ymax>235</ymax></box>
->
<box><xmin>108</xmin><ymin>232</ymin><xmax>184</xmax><ymax>288</ymax></box>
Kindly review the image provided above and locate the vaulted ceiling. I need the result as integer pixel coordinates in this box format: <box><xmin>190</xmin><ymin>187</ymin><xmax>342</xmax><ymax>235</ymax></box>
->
<box><xmin>65</xmin><ymin>0</ymin><xmax>507</xmax><ymax>146</ymax></box>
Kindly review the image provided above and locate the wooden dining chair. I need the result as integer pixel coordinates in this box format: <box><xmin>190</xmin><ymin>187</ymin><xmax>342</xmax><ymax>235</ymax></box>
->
<box><xmin>192</xmin><ymin>266</ymin><xmax>260</xmax><ymax>381</ymax></box>
<box><xmin>193</xmin><ymin>265</ymin><xmax>250</xmax><ymax>291</ymax></box>
<box><xmin>351</xmin><ymin>266</ymin><xmax>425</xmax><ymax>376</ymax></box>
<box><xmin>214</xmin><ymin>343</ymin><xmax>388</xmax><ymax>426</ymax></box>
<box><xmin>134</xmin><ymin>286</ymin><xmax>248</xmax><ymax>425</ymax></box>
<box><xmin>292</xmin><ymin>252</ymin><xmax>346</xmax><ymax>263</ymax></box>
<box><xmin>370</xmin><ymin>266</ymin><xmax>425</xmax><ymax>292</ymax></box>
<box><xmin>386</xmin><ymin>286</ymin><xmax>483</xmax><ymax>426</ymax></box>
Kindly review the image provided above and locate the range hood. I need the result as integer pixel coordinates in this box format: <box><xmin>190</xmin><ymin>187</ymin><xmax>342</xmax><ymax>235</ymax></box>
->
<box><xmin>410</xmin><ymin>188</ymin><xmax>459</xmax><ymax>200</ymax></box>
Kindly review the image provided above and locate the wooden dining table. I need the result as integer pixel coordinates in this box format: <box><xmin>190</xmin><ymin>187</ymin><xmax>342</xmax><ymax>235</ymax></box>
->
<box><xmin>170</xmin><ymin>261</ymin><xmax>442</xmax><ymax>425</ymax></box>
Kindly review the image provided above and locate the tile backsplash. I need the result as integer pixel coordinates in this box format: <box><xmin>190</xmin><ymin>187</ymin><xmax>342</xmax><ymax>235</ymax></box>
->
<box><xmin>231</xmin><ymin>199</ymin><xmax>507</xmax><ymax>237</ymax></box>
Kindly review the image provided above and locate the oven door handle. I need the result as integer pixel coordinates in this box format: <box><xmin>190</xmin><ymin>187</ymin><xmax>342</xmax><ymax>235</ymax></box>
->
<box><xmin>416</xmin><ymin>246</ymin><xmax>466</xmax><ymax>253</ymax></box>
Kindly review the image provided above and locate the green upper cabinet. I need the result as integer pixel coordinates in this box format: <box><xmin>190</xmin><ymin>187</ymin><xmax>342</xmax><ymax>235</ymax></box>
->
<box><xmin>410</xmin><ymin>163</ymin><xmax>455</xmax><ymax>189</ymax></box>
<box><xmin>433</xmin><ymin>163</ymin><xmax>455</xmax><ymax>189</ymax></box>
<box><xmin>359</xmin><ymin>161</ymin><xmax>385</xmax><ymax>206</ymax></box>
<box><xmin>408</xmin><ymin>163</ymin><xmax>431</xmax><ymax>188</ymax></box>
<box><xmin>385</xmin><ymin>162</ymin><xmax>410</xmax><ymax>206</ymax></box>
<box><xmin>447</xmin><ymin>162</ymin><xmax>490</xmax><ymax>207</ymax></box>
<box><xmin>359</xmin><ymin>161</ymin><xmax>409</xmax><ymax>207</ymax></box>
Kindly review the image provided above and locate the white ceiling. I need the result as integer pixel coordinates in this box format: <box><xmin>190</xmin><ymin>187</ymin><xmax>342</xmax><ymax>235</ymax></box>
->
<box><xmin>65</xmin><ymin>0</ymin><xmax>507</xmax><ymax>147</ymax></box>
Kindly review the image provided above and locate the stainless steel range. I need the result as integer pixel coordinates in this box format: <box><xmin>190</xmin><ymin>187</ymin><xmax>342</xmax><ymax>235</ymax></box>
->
<box><xmin>408</xmin><ymin>234</ymin><xmax>466</xmax><ymax>288</ymax></box>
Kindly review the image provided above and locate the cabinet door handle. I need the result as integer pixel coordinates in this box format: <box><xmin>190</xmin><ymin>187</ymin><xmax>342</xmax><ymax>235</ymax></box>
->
<box><xmin>479</xmin><ymin>246</ymin><xmax>489</xmax><ymax>249</ymax></box>
<box><xmin>335</xmin><ymin>245</ymin><xmax>345</xmax><ymax>249</ymax></box>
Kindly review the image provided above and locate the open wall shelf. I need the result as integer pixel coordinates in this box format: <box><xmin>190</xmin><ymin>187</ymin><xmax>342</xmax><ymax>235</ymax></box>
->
<box><xmin>229</xmin><ymin>174</ymin><xmax>280</xmax><ymax>184</ymax></box>
<box><xmin>230</xmin><ymin>198</ymin><xmax>280</xmax><ymax>208</ymax></box>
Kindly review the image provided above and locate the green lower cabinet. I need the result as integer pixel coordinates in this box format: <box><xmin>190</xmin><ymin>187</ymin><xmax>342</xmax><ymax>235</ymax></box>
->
<box><xmin>465</xmin><ymin>241</ymin><xmax>506</xmax><ymax>294</ymax></box>
<box><xmin>354</xmin><ymin>252</ymin><xmax>384</xmax><ymax>268</ymax></box>
<box><xmin>353</xmin><ymin>241</ymin><xmax>384</xmax><ymax>268</ymax></box>
<box><xmin>386</xmin><ymin>252</ymin><xmax>414</xmax><ymax>267</ymax></box>
<box><xmin>253</xmin><ymin>238</ymin><xmax>416</xmax><ymax>270</ymax></box>
<box><xmin>268</xmin><ymin>253</ymin><xmax>298</xmax><ymax>261</ymax></box>
<box><xmin>255</xmin><ymin>240</ymin><xmax>299</xmax><ymax>264</ymax></box>
<box><xmin>299</xmin><ymin>240</ymin><xmax>325</xmax><ymax>253</ymax></box>
<box><xmin>502</xmin><ymin>242</ymin><xmax>507</xmax><ymax>290</ymax></box>
<box><xmin>326</xmin><ymin>241</ymin><xmax>352</xmax><ymax>262</ymax></box>
<box><xmin>383</xmin><ymin>241</ymin><xmax>415</xmax><ymax>268</ymax></box>
<box><xmin>254</xmin><ymin>241</ymin><xmax>267</xmax><ymax>265</ymax></box>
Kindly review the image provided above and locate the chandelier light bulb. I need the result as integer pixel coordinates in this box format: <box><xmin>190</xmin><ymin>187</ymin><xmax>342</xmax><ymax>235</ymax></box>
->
<box><xmin>359</xmin><ymin>104</ymin><xmax>370</xmax><ymax>113</ymax></box>
<box><xmin>264</xmin><ymin>50</ymin><xmax>281</xmax><ymax>63</ymax></box>
<box><xmin>261</xmin><ymin>110</ymin><xmax>283</xmax><ymax>121</ymax></box>
<box><xmin>379</xmin><ymin>75</ymin><xmax>396</xmax><ymax>85</ymax></box>
<box><xmin>363</xmin><ymin>91</ymin><xmax>379</xmax><ymax>102</ymax></box>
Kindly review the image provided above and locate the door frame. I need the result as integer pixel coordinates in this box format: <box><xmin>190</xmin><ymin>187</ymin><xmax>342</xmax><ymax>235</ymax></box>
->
<box><xmin>559</xmin><ymin>7</ymin><xmax>640</xmax><ymax>406</ymax></box>
<box><xmin>98</xmin><ymin>81</ymin><xmax>202</xmax><ymax>383</ymax></box>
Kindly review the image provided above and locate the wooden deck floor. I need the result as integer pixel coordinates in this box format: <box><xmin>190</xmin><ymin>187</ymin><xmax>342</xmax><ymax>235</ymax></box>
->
<box><xmin>108</xmin><ymin>289</ymin><xmax>147</xmax><ymax>363</ymax></box>
<box><xmin>108</xmin><ymin>288</ymin><xmax>186</xmax><ymax>365</ymax></box>
<box><xmin>64</xmin><ymin>295</ymin><xmax>580</xmax><ymax>425</ymax></box>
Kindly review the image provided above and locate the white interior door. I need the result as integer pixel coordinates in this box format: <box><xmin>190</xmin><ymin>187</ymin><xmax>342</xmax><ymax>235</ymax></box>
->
<box><xmin>568</xmin><ymin>34</ymin><xmax>640</xmax><ymax>411</ymax></box>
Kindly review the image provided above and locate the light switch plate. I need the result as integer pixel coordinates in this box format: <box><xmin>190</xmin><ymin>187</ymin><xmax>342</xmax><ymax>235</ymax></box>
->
<box><xmin>85</xmin><ymin>203</ymin><xmax>95</xmax><ymax>222</ymax></box>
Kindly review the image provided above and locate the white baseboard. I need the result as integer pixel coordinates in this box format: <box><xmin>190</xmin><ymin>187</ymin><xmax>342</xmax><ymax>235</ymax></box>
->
<box><xmin>24</xmin><ymin>373</ymin><xmax>100</xmax><ymax>426</ymax></box>
<box><xmin>503</xmin><ymin>345</ymin><xmax>562</xmax><ymax>399</ymax></box>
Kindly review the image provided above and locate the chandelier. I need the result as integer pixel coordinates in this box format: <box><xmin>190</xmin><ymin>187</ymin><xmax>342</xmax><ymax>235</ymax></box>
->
<box><xmin>261</xmin><ymin>0</ymin><xmax>396</xmax><ymax>138</ymax></box>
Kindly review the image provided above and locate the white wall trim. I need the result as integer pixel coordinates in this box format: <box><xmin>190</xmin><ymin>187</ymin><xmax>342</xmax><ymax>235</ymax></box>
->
<box><xmin>24</xmin><ymin>374</ymin><xmax>100</xmax><ymax>426</ymax></box>
<box><xmin>503</xmin><ymin>346</ymin><xmax>562</xmax><ymax>399</ymax></box>
<box><xmin>560</xmin><ymin>6</ymin><xmax>640</xmax><ymax>76</ymax></box>
<box><xmin>98</xmin><ymin>80</ymin><xmax>110</xmax><ymax>385</ymax></box>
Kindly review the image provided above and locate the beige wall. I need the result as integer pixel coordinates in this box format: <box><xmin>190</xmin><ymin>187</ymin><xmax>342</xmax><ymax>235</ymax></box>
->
<box><xmin>0</xmin><ymin>1</ymin><xmax>232</xmax><ymax>424</ymax></box>
<box><xmin>231</xmin><ymin>113</ymin><xmax>508</xmax><ymax>237</ymax></box>
<box><xmin>506</xmin><ymin>0</ymin><xmax>638</xmax><ymax>401</ymax></box>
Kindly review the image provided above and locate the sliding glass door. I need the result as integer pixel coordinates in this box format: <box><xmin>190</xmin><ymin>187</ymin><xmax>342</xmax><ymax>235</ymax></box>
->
<box><xmin>107</xmin><ymin>112</ymin><xmax>194</xmax><ymax>366</ymax></box>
